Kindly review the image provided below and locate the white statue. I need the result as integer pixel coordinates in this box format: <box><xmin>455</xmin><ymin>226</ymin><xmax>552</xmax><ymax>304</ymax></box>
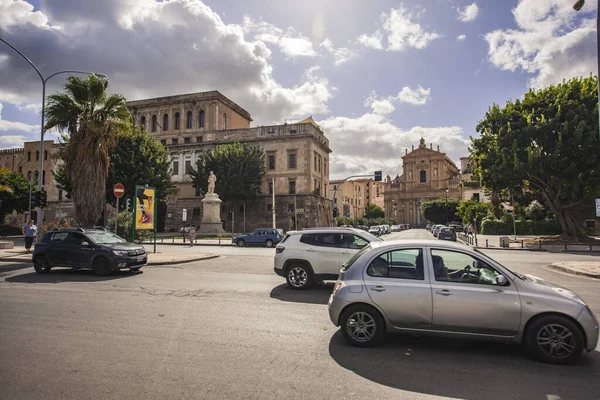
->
<box><xmin>208</xmin><ymin>171</ymin><xmax>217</xmax><ymax>194</ymax></box>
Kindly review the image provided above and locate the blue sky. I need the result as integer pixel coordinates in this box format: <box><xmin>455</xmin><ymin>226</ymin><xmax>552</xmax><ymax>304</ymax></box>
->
<box><xmin>0</xmin><ymin>0</ymin><xmax>597</xmax><ymax>178</ymax></box>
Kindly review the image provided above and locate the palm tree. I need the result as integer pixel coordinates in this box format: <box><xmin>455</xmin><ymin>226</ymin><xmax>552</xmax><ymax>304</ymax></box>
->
<box><xmin>0</xmin><ymin>168</ymin><xmax>14</xmax><ymax>194</ymax></box>
<box><xmin>45</xmin><ymin>75</ymin><xmax>130</xmax><ymax>226</ymax></box>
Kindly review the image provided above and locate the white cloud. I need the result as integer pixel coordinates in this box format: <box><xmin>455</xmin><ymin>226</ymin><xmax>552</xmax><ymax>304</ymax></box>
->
<box><xmin>16</xmin><ymin>103</ymin><xmax>42</xmax><ymax>113</ymax></box>
<box><xmin>318</xmin><ymin>112</ymin><xmax>469</xmax><ymax>179</ymax></box>
<box><xmin>457</xmin><ymin>34</ymin><xmax>467</xmax><ymax>41</ymax></box>
<box><xmin>0</xmin><ymin>135</ymin><xmax>27</xmax><ymax>148</ymax></box>
<box><xmin>319</xmin><ymin>38</ymin><xmax>356</xmax><ymax>66</ymax></box>
<box><xmin>0</xmin><ymin>102</ymin><xmax>3</xmax><ymax>119</ymax></box>
<box><xmin>457</xmin><ymin>3</ymin><xmax>479</xmax><ymax>22</ymax></box>
<box><xmin>0</xmin><ymin>1</ymin><xmax>332</xmax><ymax>127</ymax></box>
<box><xmin>364</xmin><ymin>85</ymin><xmax>431</xmax><ymax>114</ymax></box>
<box><xmin>396</xmin><ymin>85</ymin><xmax>431</xmax><ymax>105</ymax></box>
<box><xmin>0</xmin><ymin>0</ymin><xmax>49</xmax><ymax>28</ymax></box>
<box><xmin>0</xmin><ymin>119</ymin><xmax>39</xmax><ymax>132</ymax></box>
<box><xmin>485</xmin><ymin>0</ymin><xmax>597</xmax><ymax>88</ymax></box>
<box><xmin>358</xmin><ymin>6</ymin><xmax>440</xmax><ymax>52</ymax></box>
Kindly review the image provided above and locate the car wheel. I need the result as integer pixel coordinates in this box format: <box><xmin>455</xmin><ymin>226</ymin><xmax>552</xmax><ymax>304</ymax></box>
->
<box><xmin>525</xmin><ymin>315</ymin><xmax>584</xmax><ymax>364</ymax></box>
<box><xmin>237</xmin><ymin>239</ymin><xmax>246</xmax><ymax>247</ymax></box>
<box><xmin>92</xmin><ymin>257</ymin><xmax>112</xmax><ymax>276</ymax></box>
<box><xmin>340</xmin><ymin>304</ymin><xmax>384</xmax><ymax>347</ymax></box>
<box><xmin>285</xmin><ymin>263</ymin><xmax>313</xmax><ymax>290</ymax></box>
<box><xmin>33</xmin><ymin>255</ymin><xmax>51</xmax><ymax>274</ymax></box>
<box><xmin>265</xmin><ymin>239</ymin><xmax>274</xmax><ymax>248</ymax></box>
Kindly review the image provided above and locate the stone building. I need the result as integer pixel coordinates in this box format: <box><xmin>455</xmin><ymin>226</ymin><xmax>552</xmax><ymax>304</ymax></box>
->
<box><xmin>327</xmin><ymin>178</ymin><xmax>385</xmax><ymax>220</ymax></box>
<box><xmin>126</xmin><ymin>91</ymin><xmax>333</xmax><ymax>232</ymax></box>
<box><xmin>383</xmin><ymin>138</ymin><xmax>463</xmax><ymax>227</ymax></box>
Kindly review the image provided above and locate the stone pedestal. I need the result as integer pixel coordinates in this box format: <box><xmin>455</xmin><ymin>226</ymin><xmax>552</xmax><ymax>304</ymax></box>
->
<box><xmin>197</xmin><ymin>193</ymin><xmax>225</xmax><ymax>235</ymax></box>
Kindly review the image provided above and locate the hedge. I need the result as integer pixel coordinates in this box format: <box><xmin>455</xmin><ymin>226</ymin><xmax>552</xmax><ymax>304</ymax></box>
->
<box><xmin>481</xmin><ymin>219</ymin><xmax>561</xmax><ymax>235</ymax></box>
<box><xmin>0</xmin><ymin>225</ymin><xmax>22</xmax><ymax>237</ymax></box>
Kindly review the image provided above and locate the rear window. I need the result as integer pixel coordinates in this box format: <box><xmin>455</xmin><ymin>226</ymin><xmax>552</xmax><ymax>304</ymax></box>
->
<box><xmin>299</xmin><ymin>233</ymin><xmax>338</xmax><ymax>248</ymax></box>
<box><xmin>341</xmin><ymin>244</ymin><xmax>372</xmax><ymax>272</ymax></box>
<box><xmin>280</xmin><ymin>234</ymin><xmax>292</xmax><ymax>243</ymax></box>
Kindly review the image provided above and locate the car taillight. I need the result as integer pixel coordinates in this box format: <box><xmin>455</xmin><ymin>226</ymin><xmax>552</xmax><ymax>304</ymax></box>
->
<box><xmin>276</xmin><ymin>246</ymin><xmax>285</xmax><ymax>253</ymax></box>
<box><xmin>333</xmin><ymin>281</ymin><xmax>344</xmax><ymax>296</ymax></box>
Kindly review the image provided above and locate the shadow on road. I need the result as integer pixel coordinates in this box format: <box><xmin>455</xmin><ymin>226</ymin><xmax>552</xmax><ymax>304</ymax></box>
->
<box><xmin>5</xmin><ymin>268</ymin><xmax>143</xmax><ymax>283</ymax></box>
<box><xmin>269</xmin><ymin>283</ymin><xmax>333</xmax><ymax>305</ymax></box>
<box><xmin>328</xmin><ymin>331</ymin><xmax>600</xmax><ymax>400</ymax></box>
<box><xmin>0</xmin><ymin>262</ymin><xmax>33</xmax><ymax>274</ymax></box>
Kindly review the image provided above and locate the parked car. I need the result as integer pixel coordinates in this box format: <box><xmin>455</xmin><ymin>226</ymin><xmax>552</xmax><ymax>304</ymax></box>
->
<box><xmin>232</xmin><ymin>228</ymin><xmax>283</xmax><ymax>247</ymax></box>
<box><xmin>368</xmin><ymin>226</ymin><xmax>381</xmax><ymax>236</ymax></box>
<box><xmin>438</xmin><ymin>227</ymin><xmax>457</xmax><ymax>241</ymax></box>
<box><xmin>33</xmin><ymin>228</ymin><xmax>147</xmax><ymax>276</ymax></box>
<box><xmin>426</xmin><ymin>223</ymin><xmax>433</xmax><ymax>231</ymax></box>
<box><xmin>448</xmin><ymin>224</ymin><xmax>463</xmax><ymax>233</ymax></box>
<box><xmin>327</xmin><ymin>239</ymin><xmax>599</xmax><ymax>364</ymax></box>
<box><xmin>390</xmin><ymin>225</ymin><xmax>400</xmax><ymax>232</ymax></box>
<box><xmin>274</xmin><ymin>228</ymin><xmax>382</xmax><ymax>289</ymax></box>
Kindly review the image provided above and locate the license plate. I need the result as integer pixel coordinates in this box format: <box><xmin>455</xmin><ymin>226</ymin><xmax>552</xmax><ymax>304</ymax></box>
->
<box><xmin>137</xmin><ymin>256</ymin><xmax>146</xmax><ymax>262</ymax></box>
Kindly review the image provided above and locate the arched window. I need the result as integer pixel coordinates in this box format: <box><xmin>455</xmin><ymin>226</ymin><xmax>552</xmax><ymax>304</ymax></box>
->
<box><xmin>223</xmin><ymin>113</ymin><xmax>227</xmax><ymax>130</ymax></box>
<box><xmin>163</xmin><ymin>114</ymin><xmax>169</xmax><ymax>131</ymax></box>
<box><xmin>186</xmin><ymin>111</ymin><xmax>192</xmax><ymax>129</ymax></box>
<box><xmin>151</xmin><ymin>115</ymin><xmax>157</xmax><ymax>132</ymax></box>
<box><xmin>27</xmin><ymin>152</ymin><xmax>31</xmax><ymax>161</ymax></box>
<box><xmin>199</xmin><ymin>110</ymin><xmax>205</xmax><ymax>128</ymax></box>
<box><xmin>140</xmin><ymin>116</ymin><xmax>146</xmax><ymax>130</ymax></box>
<box><xmin>174</xmin><ymin>112</ymin><xmax>180</xmax><ymax>130</ymax></box>
<box><xmin>420</xmin><ymin>170</ymin><xmax>427</xmax><ymax>183</ymax></box>
<box><xmin>33</xmin><ymin>171</ymin><xmax>39</xmax><ymax>181</ymax></box>
<box><xmin>27</xmin><ymin>171</ymin><xmax>32</xmax><ymax>180</ymax></box>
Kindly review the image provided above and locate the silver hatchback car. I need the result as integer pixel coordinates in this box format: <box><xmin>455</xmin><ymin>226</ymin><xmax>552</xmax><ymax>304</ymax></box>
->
<box><xmin>328</xmin><ymin>240</ymin><xmax>599</xmax><ymax>364</ymax></box>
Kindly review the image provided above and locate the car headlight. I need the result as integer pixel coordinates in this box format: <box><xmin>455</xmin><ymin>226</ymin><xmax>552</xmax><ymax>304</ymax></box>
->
<box><xmin>552</xmin><ymin>287</ymin><xmax>586</xmax><ymax>305</ymax></box>
<box><xmin>113</xmin><ymin>250</ymin><xmax>129</xmax><ymax>256</ymax></box>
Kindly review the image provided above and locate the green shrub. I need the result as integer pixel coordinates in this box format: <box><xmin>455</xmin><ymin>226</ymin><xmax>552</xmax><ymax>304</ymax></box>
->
<box><xmin>0</xmin><ymin>224</ymin><xmax>23</xmax><ymax>236</ymax></box>
<box><xmin>107</xmin><ymin>212</ymin><xmax>154</xmax><ymax>243</ymax></box>
<box><xmin>41</xmin><ymin>221</ymin><xmax>72</xmax><ymax>235</ymax></box>
<box><xmin>481</xmin><ymin>219</ymin><xmax>561</xmax><ymax>235</ymax></box>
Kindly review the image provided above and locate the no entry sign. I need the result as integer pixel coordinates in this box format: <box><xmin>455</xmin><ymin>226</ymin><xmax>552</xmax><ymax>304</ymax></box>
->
<box><xmin>114</xmin><ymin>183</ymin><xmax>125</xmax><ymax>198</ymax></box>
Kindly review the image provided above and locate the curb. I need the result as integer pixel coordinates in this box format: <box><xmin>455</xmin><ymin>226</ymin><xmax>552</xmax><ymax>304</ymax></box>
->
<box><xmin>547</xmin><ymin>264</ymin><xmax>600</xmax><ymax>279</ymax></box>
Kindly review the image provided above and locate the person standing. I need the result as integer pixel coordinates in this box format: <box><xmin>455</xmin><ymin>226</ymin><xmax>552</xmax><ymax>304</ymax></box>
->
<box><xmin>22</xmin><ymin>219</ymin><xmax>37</xmax><ymax>254</ymax></box>
<box><xmin>188</xmin><ymin>225</ymin><xmax>196</xmax><ymax>247</ymax></box>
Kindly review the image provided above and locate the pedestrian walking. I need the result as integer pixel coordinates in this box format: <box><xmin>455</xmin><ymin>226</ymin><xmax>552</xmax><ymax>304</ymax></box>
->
<box><xmin>22</xmin><ymin>219</ymin><xmax>37</xmax><ymax>254</ymax></box>
<box><xmin>189</xmin><ymin>225</ymin><xmax>196</xmax><ymax>247</ymax></box>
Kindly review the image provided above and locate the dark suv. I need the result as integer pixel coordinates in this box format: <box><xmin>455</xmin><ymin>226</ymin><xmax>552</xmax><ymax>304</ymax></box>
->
<box><xmin>32</xmin><ymin>228</ymin><xmax>147</xmax><ymax>276</ymax></box>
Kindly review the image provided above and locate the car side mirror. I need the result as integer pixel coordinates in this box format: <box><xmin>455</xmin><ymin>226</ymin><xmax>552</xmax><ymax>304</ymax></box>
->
<box><xmin>496</xmin><ymin>275</ymin><xmax>507</xmax><ymax>286</ymax></box>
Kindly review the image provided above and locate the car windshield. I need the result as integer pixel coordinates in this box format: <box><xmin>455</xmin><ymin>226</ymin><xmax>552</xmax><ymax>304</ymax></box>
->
<box><xmin>341</xmin><ymin>243</ymin><xmax>372</xmax><ymax>271</ymax></box>
<box><xmin>473</xmin><ymin>247</ymin><xmax>521</xmax><ymax>279</ymax></box>
<box><xmin>86</xmin><ymin>231</ymin><xmax>127</xmax><ymax>244</ymax></box>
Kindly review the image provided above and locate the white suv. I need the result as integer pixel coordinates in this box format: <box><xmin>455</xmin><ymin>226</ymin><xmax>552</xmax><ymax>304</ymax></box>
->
<box><xmin>274</xmin><ymin>228</ymin><xmax>382</xmax><ymax>289</ymax></box>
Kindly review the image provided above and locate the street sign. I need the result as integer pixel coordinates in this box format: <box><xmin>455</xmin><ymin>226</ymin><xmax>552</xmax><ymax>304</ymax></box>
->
<box><xmin>596</xmin><ymin>198</ymin><xmax>600</xmax><ymax>217</ymax></box>
<box><xmin>114</xmin><ymin>183</ymin><xmax>125</xmax><ymax>198</ymax></box>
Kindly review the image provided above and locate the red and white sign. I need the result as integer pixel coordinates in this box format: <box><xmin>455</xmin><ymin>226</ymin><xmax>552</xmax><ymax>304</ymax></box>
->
<box><xmin>114</xmin><ymin>183</ymin><xmax>125</xmax><ymax>198</ymax></box>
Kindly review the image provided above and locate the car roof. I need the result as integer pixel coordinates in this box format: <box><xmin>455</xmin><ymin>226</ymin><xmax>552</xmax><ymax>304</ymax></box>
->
<box><xmin>369</xmin><ymin>239</ymin><xmax>470</xmax><ymax>250</ymax></box>
<box><xmin>49</xmin><ymin>227</ymin><xmax>107</xmax><ymax>233</ymax></box>
<box><xmin>287</xmin><ymin>227</ymin><xmax>365</xmax><ymax>235</ymax></box>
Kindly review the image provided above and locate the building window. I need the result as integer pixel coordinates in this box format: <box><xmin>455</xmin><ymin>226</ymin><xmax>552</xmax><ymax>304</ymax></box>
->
<box><xmin>36</xmin><ymin>151</ymin><xmax>39</xmax><ymax>161</ymax></box>
<box><xmin>223</xmin><ymin>113</ymin><xmax>227</xmax><ymax>130</ymax></box>
<box><xmin>314</xmin><ymin>154</ymin><xmax>317</xmax><ymax>170</ymax></box>
<box><xmin>288</xmin><ymin>204</ymin><xmax>294</xmax><ymax>213</ymax></box>
<box><xmin>174</xmin><ymin>112</ymin><xmax>180</xmax><ymax>130</ymax></box>
<box><xmin>152</xmin><ymin>115</ymin><xmax>157</xmax><ymax>132</ymax></box>
<box><xmin>268</xmin><ymin>181</ymin><xmax>273</xmax><ymax>195</ymax></box>
<box><xmin>58</xmin><ymin>190</ymin><xmax>63</xmax><ymax>201</ymax></box>
<box><xmin>18</xmin><ymin>166</ymin><xmax>22</xmax><ymax>173</ymax></box>
<box><xmin>140</xmin><ymin>116</ymin><xmax>146</xmax><ymax>130</ymax></box>
<box><xmin>288</xmin><ymin>153</ymin><xmax>297</xmax><ymax>169</ymax></box>
<box><xmin>27</xmin><ymin>152</ymin><xmax>31</xmax><ymax>161</ymax></box>
<box><xmin>185</xmin><ymin>160</ymin><xmax>192</xmax><ymax>174</ymax></box>
<box><xmin>289</xmin><ymin>180</ymin><xmax>296</xmax><ymax>194</ymax></box>
<box><xmin>268</xmin><ymin>154</ymin><xmax>275</xmax><ymax>170</ymax></box>
<box><xmin>160</xmin><ymin>139</ymin><xmax>167</xmax><ymax>146</ymax></box>
<box><xmin>34</xmin><ymin>171</ymin><xmax>38</xmax><ymax>181</ymax></box>
<box><xmin>473</xmin><ymin>193</ymin><xmax>480</xmax><ymax>202</ymax></box>
<box><xmin>42</xmin><ymin>170</ymin><xmax>46</xmax><ymax>185</ymax></box>
<box><xmin>318</xmin><ymin>158</ymin><xmax>321</xmax><ymax>173</ymax></box>
<box><xmin>314</xmin><ymin>179</ymin><xmax>318</xmax><ymax>190</ymax></box>
<box><xmin>420</xmin><ymin>170</ymin><xmax>426</xmax><ymax>183</ymax></box>
<box><xmin>324</xmin><ymin>162</ymin><xmax>327</xmax><ymax>175</ymax></box>
<box><xmin>172</xmin><ymin>161</ymin><xmax>179</xmax><ymax>175</ymax></box>
<box><xmin>186</xmin><ymin>111</ymin><xmax>193</xmax><ymax>129</ymax></box>
<box><xmin>27</xmin><ymin>171</ymin><xmax>32</xmax><ymax>180</ymax></box>
<box><xmin>267</xmin><ymin>204</ymin><xmax>273</xmax><ymax>212</ymax></box>
<box><xmin>44</xmin><ymin>151</ymin><xmax>48</xmax><ymax>161</ymax></box>
<box><xmin>196</xmin><ymin>136</ymin><xmax>203</xmax><ymax>143</ymax></box>
<box><xmin>199</xmin><ymin>110</ymin><xmax>205</xmax><ymax>128</ymax></box>
<box><xmin>172</xmin><ymin>138</ymin><xmax>178</xmax><ymax>145</ymax></box>
<box><xmin>163</xmin><ymin>114</ymin><xmax>169</xmax><ymax>131</ymax></box>
<box><xmin>184</xmin><ymin>137</ymin><xmax>191</xmax><ymax>144</ymax></box>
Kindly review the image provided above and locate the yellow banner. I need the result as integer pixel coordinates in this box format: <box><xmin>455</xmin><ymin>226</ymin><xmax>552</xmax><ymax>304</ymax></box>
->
<box><xmin>135</xmin><ymin>186</ymin><xmax>155</xmax><ymax>230</ymax></box>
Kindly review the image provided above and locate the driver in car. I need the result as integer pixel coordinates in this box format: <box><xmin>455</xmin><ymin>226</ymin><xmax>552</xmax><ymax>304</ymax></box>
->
<box><xmin>432</xmin><ymin>255</ymin><xmax>463</xmax><ymax>281</ymax></box>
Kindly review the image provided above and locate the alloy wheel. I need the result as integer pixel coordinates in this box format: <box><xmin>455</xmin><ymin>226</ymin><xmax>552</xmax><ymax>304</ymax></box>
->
<box><xmin>536</xmin><ymin>323</ymin><xmax>576</xmax><ymax>359</ymax></box>
<box><xmin>346</xmin><ymin>311</ymin><xmax>376</xmax><ymax>342</ymax></box>
<box><xmin>288</xmin><ymin>267</ymin><xmax>308</xmax><ymax>288</ymax></box>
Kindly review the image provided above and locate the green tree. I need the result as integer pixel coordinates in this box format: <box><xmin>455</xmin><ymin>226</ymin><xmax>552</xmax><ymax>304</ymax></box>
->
<box><xmin>420</xmin><ymin>198</ymin><xmax>460</xmax><ymax>225</ymax></box>
<box><xmin>44</xmin><ymin>75</ymin><xmax>130</xmax><ymax>226</ymax></box>
<box><xmin>456</xmin><ymin>198</ymin><xmax>493</xmax><ymax>229</ymax></box>
<box><xmin>189</xmin><ymin>142</ymin><xmax>265</xmax><ymax>205</ymax></box>
<box><xmin>364</xmin><ymin>203</ymin><xmax>384</xmax><ymax>219</ymax></box>
<box><xmin>0</xmin><ymin>168</ymin><xmax>31</xmax><ymax>223</ymax></box>
<box><xmin>471</xmin><ymin>76</ymin><xmax>600</xmax><ymax>240</ymax></box>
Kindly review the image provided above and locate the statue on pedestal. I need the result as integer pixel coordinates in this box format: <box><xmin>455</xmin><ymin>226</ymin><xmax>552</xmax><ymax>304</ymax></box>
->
<box><xmin>208</xmin><ymin>171</ymin><xmax>217</xmax><ymax>194</ymax></box>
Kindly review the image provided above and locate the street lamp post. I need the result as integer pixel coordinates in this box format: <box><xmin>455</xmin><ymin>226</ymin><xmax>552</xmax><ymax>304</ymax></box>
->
<box><xmin>573</xmin><ymin>0</ymin><xmax>600</xmax><ymax>138</ymax></box>
<box><xmin>0</xmin><ymin>37</ymin><xmax>107</xmax><ymax>238</ymax></box>
<box><xmin>445</xmin><ymin>188</ymin><xmax>449</xmax><ymax>225</ymax></box>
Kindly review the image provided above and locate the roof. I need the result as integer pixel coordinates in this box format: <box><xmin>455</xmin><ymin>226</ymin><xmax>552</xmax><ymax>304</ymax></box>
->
<box><xmin>297</xmin><ymin>116</ymin><xmax>322</xmax><ymax>130</ymax></box>
<box><xmin>371</xmin><ymin>239</ymin><xmax>471</xmax><ymax>250</ymax></box>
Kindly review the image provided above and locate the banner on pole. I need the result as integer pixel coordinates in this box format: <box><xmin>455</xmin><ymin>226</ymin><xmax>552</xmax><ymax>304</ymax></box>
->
<box><xmin>135</xmin><ymin>186</ymin><xmax>156</xmax><ymax>230</ymax></box>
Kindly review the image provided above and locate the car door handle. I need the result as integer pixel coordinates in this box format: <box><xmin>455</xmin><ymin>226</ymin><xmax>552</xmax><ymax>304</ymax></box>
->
<box><xmin>370</xmin><ymin>286</ymin><xmax>386</xmax><ymax>292</ymax></box>
<box><xmin>305</xmin><ymin>249</ymin><xmax>316</xmax><ymax>252</ymax></box>
<box><xmin>435</xmin><ymin>290</ymin><xmax>453</xmax><ymax>296</ymax></box>
<box><xmin>340</xmin><ymin>251</ymin><xmax>352</xmax><ymax>255</ymax></box>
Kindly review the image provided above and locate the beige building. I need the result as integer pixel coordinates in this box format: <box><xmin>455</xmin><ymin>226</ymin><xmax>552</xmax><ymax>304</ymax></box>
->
<box><xmin>126</xmin><ymin>91</ymin><xmax>333</xmax><ymax>231</ymax></box>
<box><xmin>327</xmin><ymin>178</ymin><xmax>385</xmax><ymax>220</ymax></box>
<box><xmin>459</xmin><ymin>156</ymin><xmax>490</xmax><ymax>202</ymax></box>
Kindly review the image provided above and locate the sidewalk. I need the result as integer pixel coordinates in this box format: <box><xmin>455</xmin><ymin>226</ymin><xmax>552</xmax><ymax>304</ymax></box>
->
<box><xmin>0</xmin><ymin>248</ymin><xmax>218</xmax><ymax>266</ymax></box>
<box><xmin>458</xmin><ymin>233</ymin><xmax>600</xmax><ymax>253</ymax></box>
<box><xmin>548</xmin><ymin>262</ymin><xmax>600</xmax><ymax>279</ymax></box>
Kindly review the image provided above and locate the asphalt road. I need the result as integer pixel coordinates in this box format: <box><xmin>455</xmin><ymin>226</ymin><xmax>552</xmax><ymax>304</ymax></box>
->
<box><xmin>1</xmin><ymin>229</ymin><xmax>599</xmax><ymax>400</ymax></box>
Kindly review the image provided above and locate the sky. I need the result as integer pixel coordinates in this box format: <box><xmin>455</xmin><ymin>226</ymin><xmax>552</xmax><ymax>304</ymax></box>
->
<box><xmin>0</xmin><ymin>0</ymin><xmax>597</xmax><ymax>179</ymax></box>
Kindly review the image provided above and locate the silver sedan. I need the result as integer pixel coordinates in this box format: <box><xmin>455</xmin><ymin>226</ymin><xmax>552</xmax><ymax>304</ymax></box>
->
<box><xmin>328</xmin><ymin>240</ymin><xmax>599</xmax><ymax>364</ymax></box>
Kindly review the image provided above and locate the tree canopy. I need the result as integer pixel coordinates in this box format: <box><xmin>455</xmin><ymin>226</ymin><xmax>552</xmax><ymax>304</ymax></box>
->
<box><xmin>189</xmin><ymin>142</ymin><xmax>265</xmax><ymax>204</ymax></box>
<box><xmin>420</xmin><ymin>198</ymin><xmax>460</xmax><ymax>225</ymax></box>
<box><xmin>471</xmin><ymin>76</ymin><xmax>600</xmax><ymax>239</ymax></box>
<box><xmin>364</xmin><ymin>203</ymin><xmax>384</xmax><ymax>219</ymax></box>
<box><xmin>0</xmin><ymin>168</ymin><xmax>31</xmax><ymax>223</ymax></box>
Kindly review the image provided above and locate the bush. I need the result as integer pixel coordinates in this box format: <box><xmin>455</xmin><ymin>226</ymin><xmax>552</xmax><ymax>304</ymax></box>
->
<box><xmin>107</xmin><ymin>211</ymin><xmax>153</xmax><ymax>243</ymax></box>
<box><xmin>481</xmin><ymin>218</ymin><xmax>561</xmax><ymax>235</ymax></box>
<box><xmin>0</xmin><ymin>224</ymin><xmax>22</xmax><ymax>236</ymax></box>
<box><xmin>41</xmin><ymin>221</ymin><xmax>73</xmax><ymax>235</ymax></box>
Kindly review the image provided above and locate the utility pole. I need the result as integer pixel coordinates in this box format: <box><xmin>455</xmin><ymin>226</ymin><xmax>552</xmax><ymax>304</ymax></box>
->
<box><xmin>272</xmin><ymin>177</ymin><xmax>276</xmax><ymax>229</ymax></box>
